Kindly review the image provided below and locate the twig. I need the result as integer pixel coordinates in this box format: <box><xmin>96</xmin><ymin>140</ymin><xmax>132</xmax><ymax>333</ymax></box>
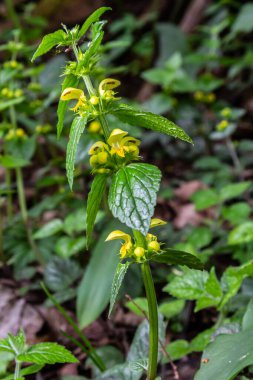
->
<box><xmin>125</xmin><ymin>294</ymin><xmax>180</xmax><ymax>380</ymax></box>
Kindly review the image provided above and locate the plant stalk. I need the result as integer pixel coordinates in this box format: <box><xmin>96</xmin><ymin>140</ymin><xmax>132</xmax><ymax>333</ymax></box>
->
<box><xmin>134</xmin><ymin>230</ymin><xmax>158</xmax><ymax>380</ymax></box>
<box><xmin>14</xmin><ymin>361</ymin><xmax>21</xmax><ymax>380</ymax></box>
<box><xmin>16</xmin><ymin>167</ymin><xmax>44</xmax><ymax>266</ymax></box>
<box><xmin>5</xmin><ymin>168</ymin><xmax>13</xmax><ymax>220</ymax></box>
<box><xmin>71</xmin><ymin>42</ymin><xmax>159</xmax><ymax>377</ymax></box>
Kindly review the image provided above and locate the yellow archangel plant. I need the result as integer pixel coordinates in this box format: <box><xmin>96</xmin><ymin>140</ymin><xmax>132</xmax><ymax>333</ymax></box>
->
<box><xmin>32</xmin><ymin>7</ymin><xmax>201</xmax><ymax>380</ymax></box>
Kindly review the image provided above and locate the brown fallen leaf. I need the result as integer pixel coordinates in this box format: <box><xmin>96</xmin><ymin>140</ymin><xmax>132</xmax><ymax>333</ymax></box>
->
<box><xmin>174</xmin><ymin>204</ymin><xmax>203</xmax><ymax>229</ymax></box>
<box><xmin>0</xmin><ymin>285</ymin><xmax>44</xmax><ymax>341</ymax></box>
<box><xmin>175</xmin><ymin>181</ymin><xmax>205</xmax><ymax>202</ymax></box>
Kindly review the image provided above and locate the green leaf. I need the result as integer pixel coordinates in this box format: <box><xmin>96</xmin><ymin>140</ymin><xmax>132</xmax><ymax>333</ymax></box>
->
<box><xmin>109</xmin><ymin>262</ymin><xmax>131</xmax><ymax>317</ymax></box>
<box><xmin>189</xmin><ymin>328</ymin><xmax>214</xmax><ymax>352</ymax></box>
<box><xmin>95</xmin><ymin>362</ymin><xmax>143</xmax><ymax>380</ymax></box>
<box><xmin>166</xmin><ymin>340</ymin><xmax>189</xmax><ymax>361</ymax></box>
<box><xmin>159</xmin><ymin>300</ymin><xmax>185</xmax><ymax>319</ymax></box>
<box><xmin>242</xmin><ymin>298</ymin><xmax>253</xmax><ymax>331</ymax></box>
<box><xmin>220</xmin><ymin>262</ymin><xmax>253</xmax><ymax>309</ymax></box>
<box><xmin>111</xmin><ymin>103</ymin><xmax>192</xmax><ymax>144</ymax></box>
<box><xmin>1</xmin><ymin>364</ymin><xmax>44</xmax><ymax>380</ymax></box>
<box><xmin>232</xmin><ymin>3</ymin><xmax>253</xmax><ymax>34</ymax></box>
<box><xmin>0</xmin><ymin>155</ymin><xmax>29</xmax><ymax>168</ymax></box>
<box><xmin>221</xmin><ymin>202</ymin><xmax>251</xmax><ymax>226</ymax></box>
<box><xmin>78</xmin><ymin>7</ymin><xmax>111</xmax><ymax>39</ymax></box>
<box><xmin>18</xmin><ymin>342</ymin><xmax>78</xmax><ymax>364</ymax></box>
<box><xmin>32</xmin><ymin>30</ymin><xmax>67</xmax><ymax>61</ymax></box>
<box><xmin>108</xmin><ymin>163</ymin><xmax>161</xmax><ymax>235</ymax></box>
<box><xmin>164</xmin><ymin>328</ymin><xmax>214</xmax><ymax>362</ymax></box>
<box><xmin>127</xmin><ymin>315</ymin><xmax>166</xmax><ymax>362</ymax></box>
<box><xmin>152</xmin><ymin>248</ymin><xmax>203</xmax><ymax>270</ymax></box>
<box><xmin>86</xmin><ymin>174</ymin><xmax>108</xmax><ymax>247</ymax></box>
<box><xmin>44</xmin><ymin>257</ymin><xmax>81</xmax><ymax>292</ymax></box>
<box><xmin>81</xmin><ymin>22</ymin><xmax>105</xmax><ymax>67</ymax></box>
<box><xmin>66</xmin><ymin>114</ymin><xmax>89</xmax><ymax>189</ymax></box>
<box><xmin>0</xmin><ymin>97</ymin><xmax>25</xmax><ymax>111</ymax></box>
<box><xmin>164</xmin><ymin>267</ymin><xmax>208</xmax><ymax>300</ymax></box>
<box><xmin>86</xmin><ymin>345</ymin><xmax>124</xmax><ymax>378</ymax></box>
<box><xmin>195</xmin><ymin>267</ymin><xmax>223</xmax><ymax>312</ymax></box>
<box><xmin>191</xmin><ymin>188</ymin><xmax>220</xmax><ymax>211</ymax></box>
<box><xmin>33</xmin><ymin>219</ymin><xmax>63</xmax><ymax>239</ymax></box>
<box><xmin>57</xmin><ymin>74</ymin><xmax>80</xmax><ymax>138</ymax></box>
<box><xmin>55</xmin><ymin>236</ymin><xmax>86</xmax><ymax>258</ymax></box>
<box><xmin>228</xmin><ymin>222</ymin><xmax>253</xmax><ymax>245</ymax></box>
<box><xmin>77</xmin><ymin>221</ymin><xmax>120</xmax><ymax>328</ymax></box>
<box><xmin>219</xmin><ymin>182</ymin><xmax>251</xmax><ymax>202</ymax></box>
<box><xmin>8</xmin><ymin>330</ymin><xmax>25</xmax><ymax>355</ymax></box>
<box><xmin>187</xmin><ymin>227</ymin><xmax>212</xmax><ymax>249</ymax></box>
<box><xmin>64</xmin><ymin>208</ymin><xmax>86</xmax><ymax>236</ymax></box>
<box><xmin>125</xmin><ymin>297</ymin><xmax>149</xmax><ymax>317</ymax></box>
<box><xmin>0</xmin><ymin>338</ymin><xmax>14</xmax><ymax>354</ymax></box>
<box><xmin>195</xmin><ymin>329</ymin><xmax>253</xmax><ymax>380</ymax></box>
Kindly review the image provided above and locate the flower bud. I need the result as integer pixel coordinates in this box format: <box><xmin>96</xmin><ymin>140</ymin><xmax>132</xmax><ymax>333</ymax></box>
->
<box><xmin>97</xmin><ymin>151</ymin><xmax>109</xmax><ymax>165</ymax></box>
<box><xmin>88</xmin><ymin>121</ymin><xmax>101</xmax><ymax>133</ymax></box>
<box><xmin>90</xmin><ymin>155</ymin><xmax>98</xmax><ymax>167</ymax></box>
<box><xmin>90</xmin><ymin>96</ymin><xmax>99</xmax><ymax>105</ymax></box>
<box><xmin>148</xmin><ymin>241</ymin><xmax>160</xmax><ymax>252</ymax></box>
<box><xmin>134</xmin><ymin>247</ymin><xmax>145</xmax><ymax>258</ymax></box>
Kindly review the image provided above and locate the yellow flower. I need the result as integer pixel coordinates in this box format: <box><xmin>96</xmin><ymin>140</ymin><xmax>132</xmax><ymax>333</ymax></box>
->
<box><xmin>220</xmin><ymin>107</ymin><xmax>232</xmax><ymax>118</ymax></box>
<box><xmin>14</xmin><ymin>89</ymin><xmax>23</xmax><ymax>98</ymax></box>
<box><xmin>99</xmin><ymin>78</ymin><xmax>121</xmax><ymax>100</ymax></box>
<box><xmin>16</xmin><ymin>128</ymin><xmax>26</xmax><ymax>138</ymax></box>
<box><xmin>108</xmin><ymin>129</ymin><xmax>140</xmax><ymax>158</ymax></box>
<box><xmin>105</xmin><ymin>230</ymin><xmax>133</xmax><ymax>259</ymax></box>
<box><xmin>89</xmin><ymin>96</ymin><xmax>99</xmax><ymax>105</ymax></box>
<box><xmin>88</xmin><ymin>121</ymin><xmax>101</xmax><ymax>134</ymax></box>
<box><xmin>134</xmin><ymin>247</ymin><xmax>145</xmax><ymax>259</ymax></box>
<box><xmin>216</xmin><ymin>120</ymin><xmax>229</xmax><ymax>131</ymax></box>
<box><xmin>194</xmin><ymin>91</ymin><xmax>204</xmax><ymax>101</ymax></box>
<box><xmin>205</xmin><ymin>93</ymin><xmax>216</xmax><ymax>103</ymax></box>
<box><xmin>148</xmin><ymin>240</ymin><xmax>160</xmax><ymax>252</ymax></box>
<box><xmin>60</xmin><ymin>87</ymin><xmax>87</xmax><ymax>111</ymax></box>
<box><xmin>150</xmin><ymin>218</ymin><xmax>167</xmax><ymax>228</ymax></box>
<box><xmin>88</xmin><ymin>141</ymin><xmax>108</xmax><ymax>155</ymax></box>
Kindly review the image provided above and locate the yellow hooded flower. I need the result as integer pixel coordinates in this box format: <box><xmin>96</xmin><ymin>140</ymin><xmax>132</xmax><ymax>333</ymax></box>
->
<box><xmin>99</xmin><ymin>78</ymin><xmax>121</xmax><ymax>96</ymax></box>
<box><xmin>60</xmin><ymin>87</ymin><xmax>87</xmax><ymax>111</ymax></box>
<box><xmin>107</xmin><ymin>129</ymin><xmax>140</xmax><ymax>158</ymax></box>
<box><xmin>99</xmin><ymin>78</ymin><xmax>121</xmax><ymax>100</ymax></box>
<box><xmin>88</xmin><ymin>141</ymin><xmax>108</xmax><ymax>155</ymax></box>
<box><xmin>150</xmin><ymin>218</ymin><xmax>167</xmax><ymax>228</ymax></box>
<box><xmin>105</xmin><ymin>230</ymin><xmax>133</xmax><ymax>259</ymax></box>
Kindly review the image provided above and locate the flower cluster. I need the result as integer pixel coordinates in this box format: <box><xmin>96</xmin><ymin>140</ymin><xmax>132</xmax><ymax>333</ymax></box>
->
<box><xmin>194</xmin><ymin>91</ymin><xmax>216</xmax><ymax>103</ymax></box>
<box><xmin>3</xmin><ymin>60</ymin><xmax>23</xmax><ymax>70</ymax></box>
<box><xmin>105</xmin><ymin>218</ymin><xmax>166</xmax><ymax>261</ymax></box>
<box><xmin>35</xmin><ymin>124</ymin><xmax>53</xmax><ymax>134</ymax></box>
<box><xmin>89</xmin><ymin>128</ymin><xmax>140</xmax><ymax>173</ymax></box>
<box><xmin>5</xmin><ymin>128</ymin><xmax>27</xmax><ymax>141</ymax></box>
<box><xmin>60</xmin><ymin>78</ymin><xmax>121</xmax><ymax>115</ymax></box>
<box><xmin>1</xmin><ymin>88</ymin><xmax>23</xmax><ymax>99</ymax></box>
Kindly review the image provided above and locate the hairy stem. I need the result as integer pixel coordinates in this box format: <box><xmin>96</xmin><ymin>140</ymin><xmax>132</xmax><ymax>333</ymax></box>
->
<box><xmin>71</xmin><ymin>42</ymin><xmax>110</xmax><ymax>139</ymax></box>
<box><xmin>134</xmin><ymin>230</ymin><xmax>158</xmax><ymax>380</ymax></box>
<box><xmin>14</xmin><ymin>361</ymin><xmax>21</xmax><ymax>380</ymax></box>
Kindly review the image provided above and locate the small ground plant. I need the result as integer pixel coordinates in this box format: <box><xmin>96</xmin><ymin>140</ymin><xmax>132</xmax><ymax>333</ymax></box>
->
<box><xmin>32</xmin><ymin>7</ymin><xmax>203</xmax><ymax>380</ymax></box>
